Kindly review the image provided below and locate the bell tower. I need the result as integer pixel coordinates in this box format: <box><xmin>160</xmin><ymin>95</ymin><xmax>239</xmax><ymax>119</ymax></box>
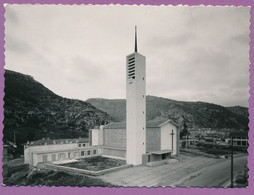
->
<box><xmin>126</xmin><ymin>26</ymin><xmax>146</xmax><ymax>165</ymax></box>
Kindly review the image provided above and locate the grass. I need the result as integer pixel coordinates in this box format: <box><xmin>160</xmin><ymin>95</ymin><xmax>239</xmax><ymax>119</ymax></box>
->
<box><xmin>61</xmin><ymin>156</ymin><xmax>126</xmax><ymax>171</ymax></box>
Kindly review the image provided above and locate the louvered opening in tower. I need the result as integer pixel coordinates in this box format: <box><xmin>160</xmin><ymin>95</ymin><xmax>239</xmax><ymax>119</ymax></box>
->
<box><xmin>128</xmin><ymin>56</ymin><xmax>135</xmax><ymax>79</ymax></box>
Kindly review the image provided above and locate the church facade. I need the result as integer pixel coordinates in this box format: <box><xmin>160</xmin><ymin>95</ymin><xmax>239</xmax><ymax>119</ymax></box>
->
<box><xmin>91</xmin><ymin>119</ymin><xmax>180</xmax><ymax>165</ymax></box>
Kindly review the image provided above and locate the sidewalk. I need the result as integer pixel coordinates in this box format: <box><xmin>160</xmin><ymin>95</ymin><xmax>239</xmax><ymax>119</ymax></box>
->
<box><xmin>98</xmin><ymin>154</ymin><xmax>225</xmax><ymax>187</ymax></box>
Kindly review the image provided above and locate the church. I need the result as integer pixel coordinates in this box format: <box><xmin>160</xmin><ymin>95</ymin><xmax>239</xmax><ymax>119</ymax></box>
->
<box><xmin>24</xmin><ymin>27</ymin><xmax>180</xmax><ymax>167</ymax></box>
<box><xmin>91</xmin><ymin>27</ymin><xmax>180</xmax><ymax>166</ymax></box>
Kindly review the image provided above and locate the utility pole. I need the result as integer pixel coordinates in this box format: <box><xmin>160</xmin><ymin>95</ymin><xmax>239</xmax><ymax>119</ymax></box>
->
<box><xmin>185</xmin><ymin>134</ymin><xmax>188</xmax><ymax>149</ymax></box>
<box><xmin>231</xmin><ymin>136</ymin><xmax>234</xmax><ymax>188</ymax></box>
<box><xmin>170</xmin><ymin>130</ymin><xmax>175</xmax><ymax>152</ymax></box>
<box><xmin>14</xmin><ymin>130</ymin><xmax>16</xmax><ymax>146</ymax></box>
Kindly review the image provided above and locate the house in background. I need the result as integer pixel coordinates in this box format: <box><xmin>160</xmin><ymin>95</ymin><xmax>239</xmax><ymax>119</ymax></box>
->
<box><xmin>227</xmin><ymin>132</ymin><xmax>249</xmax><ymax>147</ymax></box>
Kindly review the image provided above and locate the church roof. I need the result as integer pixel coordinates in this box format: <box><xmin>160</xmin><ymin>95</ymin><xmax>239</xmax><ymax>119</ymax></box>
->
<box><xmin>146</xmin><ymin>119</ymin><xmax>179</xmax><ymax>127</ymax></box>
<box><xmin>104</xmin><ymin>119</ymin><xmax>179</xmax><ymax>129</ymax></box>
<box><xmin>104</xmin><ymin>122</ymin><xmax>126</xmax><ymax>129</ymax></box>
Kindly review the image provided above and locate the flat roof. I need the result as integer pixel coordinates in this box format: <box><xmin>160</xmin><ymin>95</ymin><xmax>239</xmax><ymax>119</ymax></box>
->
<box><xmin>150</xmin><ymin>150</ymin><xmax>172</xmax><ymax>155</ymax></box>
<box><xmin>229</xmin><ymin>132</ymin><xmax>248</xmax><ymax>137</ymax></box>
<box><xmin>33</xmin><ymin>146</ymin><xmax>99</xmax><ymax>155</ymax></box>
<box><xmin>26</xmin><ymin>138</ymin><xmax>89</xmax><ymax>147</ymax></box>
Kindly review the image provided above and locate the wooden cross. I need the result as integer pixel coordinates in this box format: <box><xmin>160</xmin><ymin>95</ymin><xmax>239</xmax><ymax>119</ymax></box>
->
<box><xmin>170</xmin><ymin>130</ymin><xmax>175</xmax><ymax>151</ymax></box>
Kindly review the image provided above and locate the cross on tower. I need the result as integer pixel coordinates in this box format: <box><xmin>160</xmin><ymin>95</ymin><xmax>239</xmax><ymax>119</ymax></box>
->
<box><xmin>170</xmin><ymin>130</ymin><xmax>175</xmax><ymax>151</ymax></box>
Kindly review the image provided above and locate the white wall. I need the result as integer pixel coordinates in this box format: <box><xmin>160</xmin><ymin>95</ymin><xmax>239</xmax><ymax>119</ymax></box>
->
<box><xmin>161</xmin><ymin>122</ymin><xmax>178</xmax><ymax>155</ymax></box>
<box><xmin>91</xmin><ymin>127</ymin><xmax>104</xmax><ymax>146</ymax></box>
<box><xmin>30</xmin><ymin>146</ymin><xmax>102</xmax><ymax>166</ymax></box>
<box><xmin>33</xmin><ymin>153</ymin><xmax>38</xmax><ymax>166</ymax></box>
<box><xmin>126</xmin><ymin>52</ymin><xmax>146</xmax><ymax>165</ymax></box>
<box><xmin>24</xmin><ymin>147</ymin><xmax>31</xmax><ymax>165</ymax></box>
<box><xmin>99</xmin><ymin>126</ymin><xmax>104</xmax><ymax>145</ymax></box>
<box><xmin>92</xmin><ymin>129</ymin><xmax>99</xmax><ymax>146</ymax></box>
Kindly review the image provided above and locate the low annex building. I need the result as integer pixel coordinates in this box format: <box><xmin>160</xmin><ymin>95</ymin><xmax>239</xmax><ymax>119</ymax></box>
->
<box><xmin>24</xmin><ymin>138</ymin><xmax>101</xmax><ymax>166</ymax></box>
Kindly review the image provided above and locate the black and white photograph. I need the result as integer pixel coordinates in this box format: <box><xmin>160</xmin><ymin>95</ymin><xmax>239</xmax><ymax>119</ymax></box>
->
<box><xmin>2</xmin><ymin>4</ymin><xmax>250</xmax><ymax>187</ymax></box>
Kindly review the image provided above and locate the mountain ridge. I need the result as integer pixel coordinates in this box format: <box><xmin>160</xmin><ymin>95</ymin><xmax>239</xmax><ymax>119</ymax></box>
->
<box><xmin>3</xmin><ymin>69</ymin><xmax>249</xmax><ymax>156</ymax></box>
<box><xmin>87</xmin><ymin>96</ymin><xmax>249</xmax><ymax>131</ymax></box>
<box><xmin>3</xmin><ymin>69</ymin><xmax>114</xmax><ymax>154</ymax></box>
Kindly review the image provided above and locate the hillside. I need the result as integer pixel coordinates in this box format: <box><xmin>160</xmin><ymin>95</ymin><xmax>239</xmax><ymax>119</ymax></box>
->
<box><xmin>3</xmin><ymin>69</ymin><xmax>249</xmax><ymax>155</ymax></box>
<box><xmin>3</xmin><ymin>70</ymin><xmax>113</xmax><ymax>153</ymax></box>
<box><xmin>226</xmin><ymin>106</ymin><xmax>249</xmax><ymax>118</ymax></box>
<box><xmin>87</xmin><ymin>96</ymin><xmax>249</xmax><ymax>131</ymax></box>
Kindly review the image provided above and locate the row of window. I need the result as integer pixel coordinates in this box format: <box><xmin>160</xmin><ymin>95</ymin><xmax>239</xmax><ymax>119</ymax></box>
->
<box><xmin>40</xmin><ymin>149</ymin><xmax>98</xmax><ymax>163</ymax></box>
<box><xmin>233</xmin><ymin>141</ymin><xmax>248</xmax><ymax>146</ymax></box>
<box><xmin>80</xmin><ymin>150</ymin><xmax>97</xmax><ymax>156</ymax></box>
<box><xmin>78</xmin><ymin>143</ymin><xmax>89</xmax><ymax>147</ymax></box>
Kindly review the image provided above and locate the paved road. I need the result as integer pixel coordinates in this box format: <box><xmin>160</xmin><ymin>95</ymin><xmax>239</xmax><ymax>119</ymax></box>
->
<box><xmin>98</xmin><ymin>153</ymin><xmax>248</xmax><ymax>187</ymax></box>
<box><xmin>174</xmin><ymin>155</ymin><xmax>247</xmax><ymax>187</ymax></box>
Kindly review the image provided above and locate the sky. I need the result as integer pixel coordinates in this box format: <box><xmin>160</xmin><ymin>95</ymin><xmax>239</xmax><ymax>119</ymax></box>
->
<box><xmin>4</xmin><ymin>5</ymin><xmax>251</xmax><ymax>107</ymax></box>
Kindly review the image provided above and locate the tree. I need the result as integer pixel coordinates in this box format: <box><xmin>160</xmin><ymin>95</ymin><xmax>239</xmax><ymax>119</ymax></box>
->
<box><xmin>180</xmin><ymin>121</ymin><xmax>190</xmax><ymax>139</ymax></box>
